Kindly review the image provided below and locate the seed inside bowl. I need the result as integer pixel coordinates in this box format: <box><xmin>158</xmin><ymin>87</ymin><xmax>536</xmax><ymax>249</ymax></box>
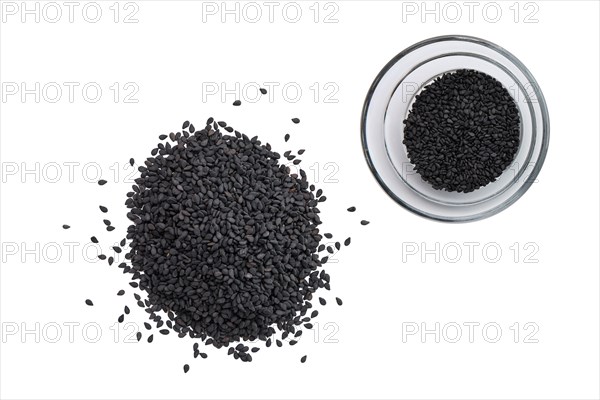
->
<box><xmin>403</xmin><ymin>69</ymin><xmax>520</xmax><ymax>193</ymax></box>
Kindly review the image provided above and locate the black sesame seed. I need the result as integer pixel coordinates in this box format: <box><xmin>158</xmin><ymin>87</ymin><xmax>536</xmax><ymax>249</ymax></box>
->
<box><xmin>98</xmin><ymin>254</ymin><xmax>106</xmax><ymax>260</ymax></box>
<box><xmin>259</xmin><ymin>88</ymin><xmax>267</xmax><ymax>95</ymax></box>
<box><xmin>115</xmin><ymin>118</ymin><xmax>347</xmax><ymax>359</ymax></box>
<box><xmin>98</xmin><ymin>180</ymin><xmax>107</xmax><ymax>185</ymax></box>
<box><xmin>324</xmin><ymin>233</ymin><xmax>332</xmax><ymax>239</ymax></box>
<box><xmin>284</xmin><ymin>134</ymin><xmax>290</xmax><ymax>142</ymax></box>
<box><xmin>403</xmin><ymin>69</ymin><xmax>520</xmax><ymax>192</ymax></box>
<box><xmin>159</xmin><ymin>329</ymin><xmax>169</xmax><ymax>335</ymax></box>
<box><xmin>62</xmin><ymin>224</ymin><xmax>70</xmax><ymax>229</ymax></box>
<box><xmin>124</xmin><ymin>306</ymin><xmax>130</xmax><ymax>314</ymax></box>
<box><xmin>347</xmin><ymin>206</ymin><xmax>356</xmax><ymax>212</ymax></box>
<box><xmin>233</xmin><ymin>100</ymin><xmax>241</xmax><ymax>106</ymax></box>
<box><xmin>112</xmin><ymin>246</ymin><xmax>122</xmax><ymax>254</ymax></box>
<box><xmin>118</xmin><ymin>314</ymin><xmax>124</xmax><ymax>323</ymax></box>
<box><xmin>336</xmin><ymin>297</ymin><xmax>343</xmax><ymax>306</ymax></box>
<box><xmin>344</xmin><ymin>237</ymin><xmax>351</xmax><ymax>246</ymax></box>
<box><xmin>301</xmin><ymin>355</ymin><xmax>307</xmax><ymax>363</ymax></box>
<box><xmin>117</xmin><ymin>290</ymin><xmax>125</xmax><ymax>296</ymax></box>
<box><xmin>319</xmin><ymin>297</ymin><xmax>326</xmax><ymax>306</ymax></box>
<box><xmin>159</xmin><ymin>134</ymin><xmax>167</xmax><ymax>140</ymax></box>
<box><xmin>183</xmin><ymin>364</ymin><xmax>189</xmax><ymax>373</ymax></box>
<box><xmin>85</xmin><ymin>299</ymin><xmax>93</xmax><ymax>306</ymax></box>
<box><xmin>360</xmin><ymin>220</ymin><xmax>370</xmax><ymax>226</ymax></box>
<box><xmin>129</xmin><ymin>158</ymin><xmax>135</xmax><ymax>166</ymax></box>
<box><xmin>182</xmin><ymin>121</ymin><xmax>190</xmax><ymax>129</ymax></box>
<box><xmin>103</xmin><ymin>219</ymin><xmax>111</xmax><ymax>226</ymax></box>
<box><xmin>291</xmin><ymin>118</ymin><xmax>300</xmax><ymax>124</ymax></box>
<box><xmin>91</xmin><ymin>236</ymin><xmax>98</xmax><ymax>243</ymax></box>
<box><xmin>147</xmin><ymin>334</ymin><xmax>154</xmax><ymax>343</ymax></box>
<box><xmin>99</xmin><ymin>206</ymin><xmax>108</xmax><ymax>213</ymax></box>
<box><xmin>106</xmin><ymin>226</ymin><xmax>115</xmax><ymax>231</ymax></box>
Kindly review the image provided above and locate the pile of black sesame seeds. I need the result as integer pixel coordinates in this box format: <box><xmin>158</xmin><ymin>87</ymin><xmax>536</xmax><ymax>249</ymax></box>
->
<box><xmin>68</xmin><ymin>104</ymin><xmax>370</xmax><ymax>369</ymax></box>
<box><xmin>403</xmin><ymin>69</ymin><xmax>521</xmax><ymax>193</ymax></box>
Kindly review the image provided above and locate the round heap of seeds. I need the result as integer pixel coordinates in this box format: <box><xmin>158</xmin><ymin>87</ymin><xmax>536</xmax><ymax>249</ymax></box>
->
<box><xmin>403</xmin><ymin>69</ymin><xmax>520</xmax><ymax>193</ymax></box>
<box><xmin>124</xmin><ymin>119</ymin><xmax>328</xmax><ymax>349</ymax></box>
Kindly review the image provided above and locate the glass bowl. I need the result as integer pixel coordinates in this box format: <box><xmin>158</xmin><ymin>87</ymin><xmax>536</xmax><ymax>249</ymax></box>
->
<box><xmin>361</xmin><ymin>35</ymin><xmax>549</xmax><ymax>222</ymax></box>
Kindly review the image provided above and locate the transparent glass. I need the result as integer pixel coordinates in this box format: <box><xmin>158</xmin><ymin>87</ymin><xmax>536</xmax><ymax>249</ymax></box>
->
<box><xmin>361</xmin><ymin>35</ymin><xmax>549</xmax><ymax>222</ymax></box>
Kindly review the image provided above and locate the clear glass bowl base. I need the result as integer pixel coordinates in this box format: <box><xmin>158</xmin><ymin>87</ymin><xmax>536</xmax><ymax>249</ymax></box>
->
<box><xmin>361</xmin><ymin>35</ymin><xmax>550</xmax><ymax>222</ymax></box>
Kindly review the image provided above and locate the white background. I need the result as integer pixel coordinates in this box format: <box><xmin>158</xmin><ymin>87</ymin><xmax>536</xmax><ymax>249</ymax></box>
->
<box><xmin>1</xmin><ymin>1</ymin><xmax>598</xmax><ymax>399</ymax></box>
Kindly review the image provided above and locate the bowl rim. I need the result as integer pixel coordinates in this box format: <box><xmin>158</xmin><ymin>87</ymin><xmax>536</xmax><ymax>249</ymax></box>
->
<box><xmin>360</xmin><ymin>34</ymin><xmax>550</xmax><ymax>223</ymax></box>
